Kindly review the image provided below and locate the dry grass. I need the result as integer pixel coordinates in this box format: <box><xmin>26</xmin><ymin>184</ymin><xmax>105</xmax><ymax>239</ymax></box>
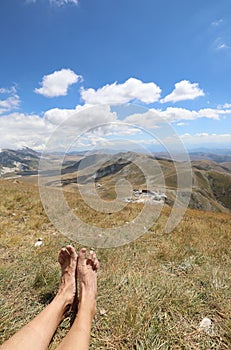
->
<box><xmin>0</xmin><ymin>179</ymin><xmax>231</xmax><ymax>349</ymax></box>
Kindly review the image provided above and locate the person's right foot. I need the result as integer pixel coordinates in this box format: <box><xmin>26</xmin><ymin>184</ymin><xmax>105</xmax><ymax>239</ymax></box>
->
<box><xmin>77</xmin><ymin>248</ymin><xmax>100</xmax><ymax>316</ymax></box>
<box><xmin>57</xmin><ymin>245</ymin><xmax>77</xmax><ymax>309</ymax></box>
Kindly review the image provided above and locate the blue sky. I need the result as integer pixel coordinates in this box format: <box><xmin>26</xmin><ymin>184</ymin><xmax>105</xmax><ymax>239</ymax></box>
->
<box><xmin>0</xmin><ymin>0</ymin><xmax>231</xmax><ymax>151</ymax></box>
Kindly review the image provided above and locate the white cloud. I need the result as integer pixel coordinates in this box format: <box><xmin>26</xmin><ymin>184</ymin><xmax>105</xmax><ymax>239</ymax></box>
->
<box><xmin>44</xmin><ymin>104</ymin><xmax>117</xmax><ymax>131</ymax></box>
<box><xmin>1</xmin><ymin>76</ymin><xmax>231</xmax><ymax>151</ymax></box>
<box><xmin>34</xmin><ymin>68</ymin><xmax>82</xmax><ymax>97</ymax></box>
<box><xmin>162</xmin><ymin>107</ymin><xmax>231</xmax><ymax>121</ymax></box>
<box><xmin>123</xmin><ymin>106</ymin><xmax>231</xmax><ymax>130</ymax></box>
<box><xmin>25</xmin><ymin>0</ymin><xmax>37</xmax><ymax>4</ymax></box>
<box><xmin>124</xmin><ymin>110</ymin><xmax>161</xmax><ymax>129</ymax></box>
<box><xmin>213</xmin><ymin>37</ymin><xmax>230</xmax><ymax>51</ymax></box>
<box><xmin>161</xmin><ymin>107</ymin><xmax>199</xmax><ymax>121</ymax></box>
<box><xmin>49</xmin><ymin>0</ymin><xmax>78</xmax><ymax>5</ymax></box>
<box><xmin>161</xmin><ymin>80</ymin><xmax>205</xmax><ymax>103</ymax></box>
<box><xmin>219</xmin><ymin>103</ymin><xmax>231</xmax><ymax>109</ymax></box>
<box><xmin>0</xmin><ymin>113</ymin><xmax>50</xmax><ymax>150</ymax></box>
<box><xmin>180</xmin><ymin>133</ymin><xmax>231</xmax><ymax>147</ymax></box>
<box><xmin>176</xmin><ymin>122</ymin><xmax>187</xmax><ymax>126</ymax></box>
<box><xmin>0</xmin><ymin>87</ymin><xmax>15</xmax><ymax>94</ymax></box>
<box><xmin>211</xmin><ymin>19</ymin><xmax>223</xmax><ymax>27</ymax></box>
<box><xmin>26</xmin><ymin>0</ymin><xmax>78</xmax><ymax>5</ymax></box>
<box><xmin>0</xmin><ymin>105</ymin><xmax>118</xmax><ymax>150</ymax></box>
<box><xmin>0</xmin><ymin>87</ymin><xmax>20</xmax><ymax>115</ymax></box>
<box><xmin>197</xmin><ymin>108</ymin><xmax>221</xmax><ymax>119</ymax></box>
<box><xmin>80</xmin><ymin>78</ymin><xmax>162</xmax><ymax>105</ymax></box>
<box><xmin>216</xmin><ymin>43</ymin><xmax>229</xmax><ymax>50</ymax></box>
<box><xmin>44</xmin><ymin>107</ymin><xmax>77</xmax><ymax>125</ymax></box>
<box><xmin>1</xmin><ymin>104</ymin><xmax>231</xmax><ymax>151</ymax></box>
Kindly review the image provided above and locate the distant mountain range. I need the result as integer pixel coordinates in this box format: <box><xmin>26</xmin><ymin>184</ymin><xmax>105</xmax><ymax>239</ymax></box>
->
<box><xmin>1</xmin><ymin>147</ymin><xmax>231</xmax><ymax>214</ymax></box>
<box><xmin>153</xmin><ymin>150</ymin><xmax>231</xmax><ymax>163</ymax></box>
<box><xmin>0</xmin><ymin>147</ymin><xmax>40</xmax><ymax>176</ymax></box>
<box><xmin>43</xmin><ymin>150</ymin><xmax>231</xmax><ymax>214</ymax></box>
<box><xmin>189</xmin><ymin>151</ymin><xmax>231</xmax><ymax>163</ymax></box>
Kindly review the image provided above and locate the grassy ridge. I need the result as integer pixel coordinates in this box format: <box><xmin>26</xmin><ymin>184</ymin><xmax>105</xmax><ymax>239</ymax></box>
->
<box><xmin>0</xmin><ymin>179</ymin><xmax>231</xmax><ymax>349</ymax></box>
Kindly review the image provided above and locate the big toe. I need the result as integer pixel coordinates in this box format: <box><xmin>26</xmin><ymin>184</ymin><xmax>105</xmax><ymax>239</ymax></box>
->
<box><xmin>58</xmin><ymin>247</ymin><xmax>68</xmax><ymax>265</ymax></box>
<box><xmin>66</xmin><ymin>245</ymin><xmax>77</xmax><ymax>260</ymax></box>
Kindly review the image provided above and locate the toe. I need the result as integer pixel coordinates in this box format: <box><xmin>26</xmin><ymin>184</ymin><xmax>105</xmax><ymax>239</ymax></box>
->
<box><xmin>86</xmin><ymin>250</ymin><xmax>95</xmax><ymax>266</ymax></box>
<box><xmin>92</xmin><ymin>253</ymin><xmax>100</xmax><ymax>271</ymax></box>
<box><xmin>89</xmin><ymin>250</ymin><xmax>94</xmax><ymax>260</ymax></box>
<box><xmin>66</xmin><ymin>245</ymin><xmax>77</xmax><ymax>260</ymax></box>
<box><xmin>78</xmin><ymin>247</ymin><xmax>87</xmax><ymax>264</ymax></box>
<box><xmin>58</xmin><ymin>248</ymin><xmax>67</xmax><ymax>265</ymax></box>
<box><xmin>94</xmin><ymin>260</ymin><xmax>100</xmax><ymax>271</ymax></box>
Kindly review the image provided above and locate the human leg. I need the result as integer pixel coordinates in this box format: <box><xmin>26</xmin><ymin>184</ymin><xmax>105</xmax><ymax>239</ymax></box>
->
<box><xmin>1</xmin><ymin>245</ymin><xmax>77</xmax><ymax>350</ymax></box>
<box><xmin>55</xmin><ymin>248</ymin><xmax>99</xmax><ymax>350</ymax></box>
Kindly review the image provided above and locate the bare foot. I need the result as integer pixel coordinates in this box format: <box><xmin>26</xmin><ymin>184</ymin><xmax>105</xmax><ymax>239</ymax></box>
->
<box><xmin>77</xmin><ymin>248</ymin><xmax>100</xmax><ymax>316</ymax></box>
<box><xmin>57</xmin><ymin>245</ymin><xmax>78</xmax><ymax>312</ymax></box>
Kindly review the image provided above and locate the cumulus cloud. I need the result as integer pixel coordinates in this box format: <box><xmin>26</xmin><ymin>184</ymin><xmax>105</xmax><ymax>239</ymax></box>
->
<box><xmin>1</xmin><ymin>76</ymin><xmax>231</xmax><ymax>151</ymax></box>
<box><xmin>161</xmin><ymin>107</ymin><xmax>199</xmax><ymax>121</ymax></box>
<box><xmin>0</xmin><ymin>113</ymin><xmax>50</xmax><ymax>150</ymax></box>
<box><xmin>0</xmin><ymin>87</ymin><xmax>20</xmax><ymax>115</ymax></box>
<box><xmin>124</xmin><ymin>107</ymin><xmax>231</xmax><ymax>129</ymax></box>
<box><xmin>124</xmin><ymin>110</ymin><xmax>162</xmax><ymax>129</ymax></box>
<box><xmin>0</xmin><ymin>105</ymin><xmax>118</xmax><ymax>150</ymax></box>
<box><xmin>34</xmin><ymin>68</ymin><xmax>82</xmax><ymax>97</ymax></box>
<box><xmin>80</xmin><ymin>78</ymin><xmax>162</xmax><ymax>105</ymax></box>
<box><xmin>44</xmin><ymin>104</ymin><xmax>117</xmax><ymax>131</ymax></box>
<box><xmin>161</xmin><ymin>107</ymin><xmax>231</xmax><ymax>122</ymax></box>
<box><xmin>161</xmin><ymin>80</ymin><xmax>205</xmax><ymax>103</ymax></box>
<box><xmin>1</xmin><ymin>103</ymin><xmax>231</xmax><ymax>150</ymax></box>
<box><xmin>219</xmin><ymin>103</ymin><xmax>231</xmax><ymax>109</ymax></box>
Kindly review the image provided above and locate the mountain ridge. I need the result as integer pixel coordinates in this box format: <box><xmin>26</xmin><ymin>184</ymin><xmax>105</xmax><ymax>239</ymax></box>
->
<box><xmin>1</xmin><ymin>147</ymin><xmax>230</xmax><ymax>213</ymax></box>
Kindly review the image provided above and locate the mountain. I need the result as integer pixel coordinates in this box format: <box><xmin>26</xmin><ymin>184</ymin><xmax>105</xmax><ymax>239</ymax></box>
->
<box><xmin>1</xmin><ymin>148</ymin><xmax>231</xmax><ymax>213</ymax></box>
<box><xmin>0</xmin><ymin>147</ymin><xmax>40</xmax><ymax>177</ymax></box>
<box><xmin>189</xmin><ymin>151</ymin><xmax>231</xmax><ymax>162</ymax></box>
<box><xmin>42</xmin><ymin>151</ymin><xmax>231</xmax><ymax>213</ymax></box>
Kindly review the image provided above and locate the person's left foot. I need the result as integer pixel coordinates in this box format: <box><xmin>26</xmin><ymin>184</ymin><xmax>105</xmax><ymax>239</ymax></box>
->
<box><xmin>77</xmin><ymin>248</ymin><xmax>100</xmax><ymax>317</ymax></box>
<box><xmin>57</xmin><ymin>245</ymin><xmax>78</xmax><ymax>311</ymax></box>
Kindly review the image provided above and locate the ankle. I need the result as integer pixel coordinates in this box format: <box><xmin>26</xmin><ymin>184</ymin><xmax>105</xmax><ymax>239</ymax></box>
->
<box><xmin>55</xmin><ymin>290</ymin><xmax>73</xmax><ymax>309</ymax></box>
<box><xmin>78</xmin><ymin>297</ymin><xmax>96</xmax><ymax>318</ymax></box>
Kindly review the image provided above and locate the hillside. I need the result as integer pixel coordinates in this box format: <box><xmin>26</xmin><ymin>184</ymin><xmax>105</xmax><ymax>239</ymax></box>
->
<box><xmin>38</xmin><ymin>151</ymin><xmax>231</xmax><ymax>214</ymax></box>
<box><xmin>1</xmin><ymin>148</ymin><xmax>231</xmax><ymax>214</ymax></box>
<box><xmin>0</xmin><ymin>147</ymin><xmax>40</xmax><ymax>176</ymax></box>
<box><xmin>0</xmin><ymin>179</ymin><xmax>230</xmax><ymax>349</ymax></box>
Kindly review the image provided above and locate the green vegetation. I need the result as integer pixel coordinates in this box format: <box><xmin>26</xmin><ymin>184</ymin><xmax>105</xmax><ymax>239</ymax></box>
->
<box><xmin>0</xmin><ymin>179</ymin><xmax>231</xmax><ymax>349</ymax></box>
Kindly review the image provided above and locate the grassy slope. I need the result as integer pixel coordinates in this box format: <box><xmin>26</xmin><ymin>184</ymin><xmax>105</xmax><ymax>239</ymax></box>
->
<box><xmin>0</xmin><ymin>179</ymin><xmax>231</xmax><ymax>349</ymax></box>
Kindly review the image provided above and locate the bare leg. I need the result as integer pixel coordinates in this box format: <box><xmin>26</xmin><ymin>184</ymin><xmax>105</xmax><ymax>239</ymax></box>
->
<box><xmin>56</xmin><ymin>248</ymin><xmax>99</xmax><ymax>350</ymax></box>
<box><xmin>1</xmin><ymin>245</ymin><xmax>77</xmax><ymax>350</ymax></box>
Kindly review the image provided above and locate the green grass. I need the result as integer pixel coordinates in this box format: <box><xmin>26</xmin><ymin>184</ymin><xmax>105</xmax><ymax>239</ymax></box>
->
<box><xmin>0</xmin><ymin>179</ymin><xmax>231</xmax><ymax>349</ymax></box>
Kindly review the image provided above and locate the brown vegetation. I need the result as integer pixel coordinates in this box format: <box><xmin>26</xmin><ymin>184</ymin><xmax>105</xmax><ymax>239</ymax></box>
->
<box><xmin>0</xmin><ymin>179</ymin><xmax>231</xmax><ymax>349</ymax></box>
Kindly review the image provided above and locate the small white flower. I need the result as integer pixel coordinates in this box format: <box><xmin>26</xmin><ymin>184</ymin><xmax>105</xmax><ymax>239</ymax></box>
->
<box><xmin>99</xmin><ymin>308</ymin><xmax>107</xmax><ymax>316</ymax></box>
<box><xmin>34</xmin><ymin>238</ymin><xmax>43</xmax><ymax>248</ymax></box>
<box><xmin>198</xmin><ymin>317</ymin><xmax>212</xmax><ymax>333</ymax></box>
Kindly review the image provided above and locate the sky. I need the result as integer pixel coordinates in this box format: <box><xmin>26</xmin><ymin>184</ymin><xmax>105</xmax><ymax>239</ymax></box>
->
<box><xmin>0</xmin><ymin>0</ymin><xmax>231</xmax><ymax>152</ymax></box>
